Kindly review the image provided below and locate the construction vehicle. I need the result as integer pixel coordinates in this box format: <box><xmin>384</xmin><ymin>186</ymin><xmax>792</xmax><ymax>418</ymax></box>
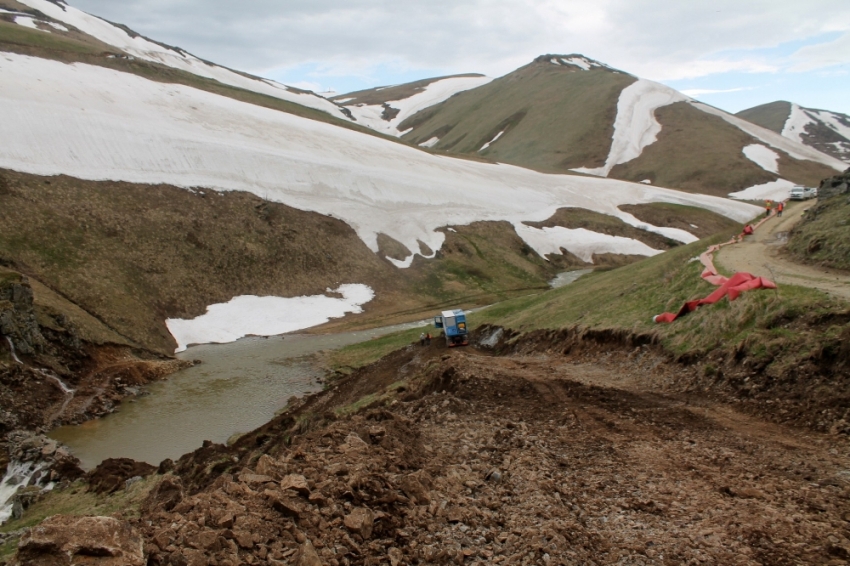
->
<box><xmin>434</xmin><ymin>309</ymin><xmax>469</xmax><ymax>347</ymax></box>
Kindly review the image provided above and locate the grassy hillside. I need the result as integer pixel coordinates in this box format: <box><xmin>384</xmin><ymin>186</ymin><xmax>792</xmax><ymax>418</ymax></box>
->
<box><xmin>399</xmin><ymin>56</ymin><xmax>635</xmax><ymax>173</ymax></box>
<box><xmin>786</xmin><ymin>194</ymin><xmax>850</xmax><ymax>271</ymax></box>
<box><xmin>735</xmin><ymin>101</ymin><xmax>791</xmax><ymax>133</ymax></box>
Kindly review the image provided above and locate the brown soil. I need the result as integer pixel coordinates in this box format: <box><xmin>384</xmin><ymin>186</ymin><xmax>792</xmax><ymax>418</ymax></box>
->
<box><xmin>717</xmin><ymin>200</ymin><xmax>850</xmax><ymax>300</ymax></box>
<box><xmin>132</xmin><ymin>338</ymin><xmax>850</xmax><ymax>566</ymax></box>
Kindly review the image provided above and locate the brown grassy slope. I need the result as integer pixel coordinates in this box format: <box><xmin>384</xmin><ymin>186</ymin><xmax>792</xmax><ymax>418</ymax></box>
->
<box><xmin>619</xmin><ymin>203</ymin><xmax>742</xmax><ymax>239</ymax></box>
<box><xmin>610</xmin><ymin>102</ymin><xmax>836</xmax><ymax>195</ymax></box>
<box><xmin>398</xmin><ymin>59</ymin><xmax>635</xmax><ymax>173</ymax></box>
<box><xmin>786</xmin><ymin>194</ymin><xmax>850</xmax><ymax>272</ymax></box>
<box><xmin>332</xmin><ymin>74</ymin><xmax>486</xmax><ymax>107</ymax></box>
<box><xmin>735</xmin><ymin>101</ymin><xmax>791</xmax><ymax>133</ymax></box>
<box><xmin>0</xmin><ymin>170</ymin><xmax>568</xmax><ymax>353</ymax></box>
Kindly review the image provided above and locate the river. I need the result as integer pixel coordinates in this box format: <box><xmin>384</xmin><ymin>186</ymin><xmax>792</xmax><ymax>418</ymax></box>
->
<box><xmin>50</xmin><ymin>320</ymin><xmax>428</xmax><ymax>469</ymax></box>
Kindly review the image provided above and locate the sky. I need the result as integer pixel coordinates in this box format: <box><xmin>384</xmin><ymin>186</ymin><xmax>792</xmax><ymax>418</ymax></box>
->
<box><xmin>68</xmin><ymin>0</ymin><xmax>850</xmax><ymax>115</ymax></box>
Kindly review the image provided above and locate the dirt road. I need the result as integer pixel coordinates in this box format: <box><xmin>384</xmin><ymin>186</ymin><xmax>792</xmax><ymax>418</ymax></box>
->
<box><xmin>128</xmin><ymin>344</ymin><xmax>850</xmax><ymax>566</ymax></box>
<box><xmin>716</xmin><ymin>200</ymin><xmax>850</xmax><ymax>300</ymax></box>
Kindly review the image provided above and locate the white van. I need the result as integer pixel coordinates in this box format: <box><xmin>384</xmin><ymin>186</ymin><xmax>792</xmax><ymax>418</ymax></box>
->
<box><xmin>790</xmin><ymin>186</ymin><xmax>817</xmax><ymax>200</ymax></box>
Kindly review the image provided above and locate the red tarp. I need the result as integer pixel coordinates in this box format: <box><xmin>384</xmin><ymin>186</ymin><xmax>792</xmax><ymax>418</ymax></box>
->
<box><xmin>653</xmin><ymin>215</ymin><xmax>778</xmax><ymax>323</ymax></box>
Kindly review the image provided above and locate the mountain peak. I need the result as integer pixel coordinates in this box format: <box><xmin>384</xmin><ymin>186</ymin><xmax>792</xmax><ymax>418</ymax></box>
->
<box><xmin>532</xmin><ymin>54</ymin><xmax>617</xmax><ymax>72</ymax></box>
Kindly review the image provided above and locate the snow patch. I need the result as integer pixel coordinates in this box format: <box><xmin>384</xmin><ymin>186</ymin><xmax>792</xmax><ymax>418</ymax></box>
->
<box><xmin>513</xmin><ymin>223</ymin><xmax>663</xmax><ymax>263</ymax></box>
<box><xmin>781</xmin><ymin>103</ymin><xmax>817</xmax><ymax>144</ymax></box>
<box><xmin>342</xmin><ymin>75</ymin><xmax>493</xmax><ymax>136</ymax></box>
<box><xmin>14</xmin><ymin>15</ymin><xmax>45</xmax><ymax>31</ymax></box>
<box><xmin>479</xmin><ymin>130</ymin><xmax>504</xmax><ymax>152</ymax></box>
<box><xmin>419</xmin><ymin>137</ymin><xmax>440</xmax><ymax>148</ymax></box>
<box><xmin>571</xmin><ymin>79</ymin><xmax>689</xmax><ymax>177</ymax></box>
<box><xmin>742</xmin><ymin>144</ymin><xmax>780</xmax><ymax>174</ymax></box>
<box><xmin>728</xmin><ymin>179</ymin><xmax>795</xmax><ymax>201</ymax></box>
<box><xmin>165</xmin><ymin>284</ymin><xmax>375</xmax><ymax>353</ymax></box>
<box><xmin>807</xmin><ymin>109</ymin><xmax>850</xmax><ymax>143</ymax></box>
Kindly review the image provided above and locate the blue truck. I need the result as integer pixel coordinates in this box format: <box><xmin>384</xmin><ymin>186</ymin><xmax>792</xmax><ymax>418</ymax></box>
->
<box><xmin>434</xmin><ymin>309</ymin><xmax>469</xmax><ymax>347</ymax></box>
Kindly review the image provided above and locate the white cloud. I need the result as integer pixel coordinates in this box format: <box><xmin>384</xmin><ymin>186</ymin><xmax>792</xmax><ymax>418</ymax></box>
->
<box><xmin>65</xmin><ymin>0</ymin><xmax>850</xmax><ymax>95</ymax></box>
<box><xmin>680</xmin><ymin>87</ymin><xmax>752</xmax><ymax>97</ymax></box>
<box><xmin>790</xmin><ymin>31</ymin><xmax>850</xmax><ymax>72</ymax></box>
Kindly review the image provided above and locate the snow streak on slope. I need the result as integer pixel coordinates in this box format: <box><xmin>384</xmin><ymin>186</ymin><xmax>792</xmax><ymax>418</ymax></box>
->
<box><xmin>742</xmin><ymin>144</ymin><xmax>780</xmax><ymax>174</ymax></box>
<box><xmin>0</xmin><ymin>54</ymin><xmax>761</xmax><ymax>267</ymax></box>
<box><xmin>166</xmin><ymin>284</ymin><xmax>374</xmax><ymax>352</ymax></box>
<box><xmin>728</xmin><ymin>179</ymin><xmax>795</xmax><ymax>201</ymax></box>
<box><xmin>781</xmin><ymin>103</ymin><xmax>816</xmax><ymax>144</ymax></box>
<box><xmin>514</xmin><ymin>224</ymin><xmax>662</xmax><ymax>262</ymax></box>
<box><xmin>343</xmin><ymin>76</ymin><xmax>493</xmax><ymax>136</ymax></box>
<box><xmin>16</xmin><ymin>0</ymin><xmax>349</xmax><ymax>119</ymax></box>
<box><xmin>807</xmin><ymin>109</ymin><xmax>850</xmax><ymax>143</ymax></box>
<box><xmin>693</xmin><ymin>102</ymin><xmax>845</xmax><ymax>171</ymax></box>
<box><xmin>572</xmin><ymin>80</ymin><xmax>689</xmax><ymax>177</ymax></box>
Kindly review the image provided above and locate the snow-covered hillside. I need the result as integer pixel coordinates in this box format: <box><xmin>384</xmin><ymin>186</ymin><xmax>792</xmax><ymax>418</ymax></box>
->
<box><xmin>782</xmin><ymin>104</ymin><xmax>850</xmax><ymax>162</ymax></box>
<box><xmin>0</xmin><ymin>54</ymin><xmax>760</xmax><ymax>268</ymax></box>
<box><xmin>338</xmin><ymin>75</ymin><xmax>493</xmax><ymax>136</ymax></box>
<box><xmin>14</xmin><ymin>0</ymin><xmax>351</xmax><ymax>120</ymax></box>
<box><xmin>569</xmin><ymin>79</ymin><xmax>845</xmax><ymax>202</ymax></box>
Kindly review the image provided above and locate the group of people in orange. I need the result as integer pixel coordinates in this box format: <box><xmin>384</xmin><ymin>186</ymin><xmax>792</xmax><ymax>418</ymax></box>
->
<box><xmin>764</xmin><ymin>199</ymin><xmax>785</xmax><ymax>218</ymax></box>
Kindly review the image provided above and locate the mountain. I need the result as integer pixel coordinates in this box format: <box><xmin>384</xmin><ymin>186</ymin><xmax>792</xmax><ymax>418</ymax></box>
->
<box><xmin>736</xmin><ymin>101</ymin><xmax>850</xmax><ymax>164</ymax></box>
<box><xmin>334</xmin><ymin>54</ymin><xmax>843</xmax><ymax>199</ymax></box>
<box><xmin>331</xmin><ymin>74</ymin><xmax>493</xmax><ymax>137</ymax></box>
<box><xmin>0</xmin><ymin>6</ymin><xmax>764</xmax><ymax>355</ymax></box>
<box><xmin>0</xmin><ymin>0</ymin><xmax>357</xmax><ymax>123</ymax></box>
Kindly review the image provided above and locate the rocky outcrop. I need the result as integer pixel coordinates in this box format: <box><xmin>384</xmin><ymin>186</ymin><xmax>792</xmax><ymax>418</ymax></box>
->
<box><xmin>819</xmin><ymin>167</ymin><xmax>850</xmax><ymax>199</ymax></box>
<box><xmin>86</xmin><ymin>458</ymin><xmax>157</xmax><ymax>494</ymax></box>
<box><xmin>0</xmin><ymin>274</ymin><xmax>46</xmax><ymax>357</ymax></box>
<box><xmin>11</xmin><ymin>515</ymin><xmax>144</xmax><ymax>566</ymax></box>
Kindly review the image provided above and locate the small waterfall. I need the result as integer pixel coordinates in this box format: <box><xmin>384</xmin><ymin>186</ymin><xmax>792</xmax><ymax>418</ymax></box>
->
<box><xmin>3</xmin><ymin>335</ymin><xmax>22</xmax><ymax>364</ymax></box>
<box><xmin>37</xmin><ymin>370</ymin><xmax>75</xmax><ymax>395</ymax></box>
<box><xmin>0</xmin><ymin>461</ymin><xmax>47</xmax><ymax>524</ymax></box>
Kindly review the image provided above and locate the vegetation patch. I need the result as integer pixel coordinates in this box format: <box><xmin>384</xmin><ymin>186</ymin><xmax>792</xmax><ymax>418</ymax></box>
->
<box><xmin>786</xmin><ymin>194</ymin><xmax>850</xmax><ymax>271</ymax></box>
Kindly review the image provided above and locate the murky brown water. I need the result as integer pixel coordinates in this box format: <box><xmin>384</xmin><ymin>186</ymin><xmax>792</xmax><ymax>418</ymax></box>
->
<box><xmin>50</xmin><ymin>321</ymin><xmax>428</xmax><ymax>469</ymax></box>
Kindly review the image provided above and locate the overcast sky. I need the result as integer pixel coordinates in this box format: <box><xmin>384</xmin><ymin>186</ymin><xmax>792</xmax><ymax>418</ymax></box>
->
<box><xmin>69</xmin><ymin>0</ymin><xmax>850</xmax><ymax>115</ymax></box>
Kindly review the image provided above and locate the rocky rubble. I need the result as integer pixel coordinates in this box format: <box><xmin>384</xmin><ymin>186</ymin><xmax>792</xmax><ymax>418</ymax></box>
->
<box><xmin>128</xmin><ymin>346</ymin><xmax>850</xmax><ymax>565</ymax></box>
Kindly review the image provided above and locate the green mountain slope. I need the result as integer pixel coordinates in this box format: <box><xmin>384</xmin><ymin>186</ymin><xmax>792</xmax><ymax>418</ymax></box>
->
<box><xmin>400</xmin><ymin>55</ymin><xmax>634</xmax><ymax>173</ymax></box>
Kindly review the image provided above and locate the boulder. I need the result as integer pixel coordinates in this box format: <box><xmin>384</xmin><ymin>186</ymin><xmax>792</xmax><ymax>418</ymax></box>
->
<box><xmin>12</xmin><ymin>515</ymin><xmax>144</xmax><ymax>565</ymax></box>
<box><xmin>86</xmin><ymin>457</ymin><xmax>156</xmax><ymax>494</ymax></box>
<box><xmin>344</xmin><ymin>507</ymin><xmax>374</xmax><ymax>539</ymax></box>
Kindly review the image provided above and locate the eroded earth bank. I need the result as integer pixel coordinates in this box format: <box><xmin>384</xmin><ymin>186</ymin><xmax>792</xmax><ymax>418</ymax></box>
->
<box><xmin>7</xmin><ymin>327</ymin><xmax>850</xmax><ymax>566</ymax></box>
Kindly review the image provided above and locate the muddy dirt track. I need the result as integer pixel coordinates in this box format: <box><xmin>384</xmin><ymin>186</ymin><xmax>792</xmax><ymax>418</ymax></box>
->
<box><xmin>717</xmin><ymin>200</ymin><xmax>850</xmax><ymax>300</ymax></box>
<box><xmin>128</xmin><ymin>343</ymin><xmax>850</xmax><ymax>566</ymax></box>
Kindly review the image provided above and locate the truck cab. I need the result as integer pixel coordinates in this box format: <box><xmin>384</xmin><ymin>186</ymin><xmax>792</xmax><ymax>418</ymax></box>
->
<box><xmin>434</xmin><ymin>309</ymin><xmax>469</xmax><ymax>347</ymax></box>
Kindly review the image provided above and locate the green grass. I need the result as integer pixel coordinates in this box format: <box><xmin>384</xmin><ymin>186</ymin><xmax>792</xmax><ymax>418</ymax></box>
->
<box><xmin>399</xmin><ymin>60</ymin><xmax>634</xmax><ymax>174</ymax></box>
<box><xmin>329</xmin><ymin>326</ymin><xmax>428</xmax><ymax>373</ymax></box>
<box><xmin>472</xmin><ymin>234</ymin><xmax>847</xmax><ymax>363</ymax></box>
<box><xmin>786</xmin><ymin>195</ymin><xmax>850</xmax><ymax>271</ymax></box>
